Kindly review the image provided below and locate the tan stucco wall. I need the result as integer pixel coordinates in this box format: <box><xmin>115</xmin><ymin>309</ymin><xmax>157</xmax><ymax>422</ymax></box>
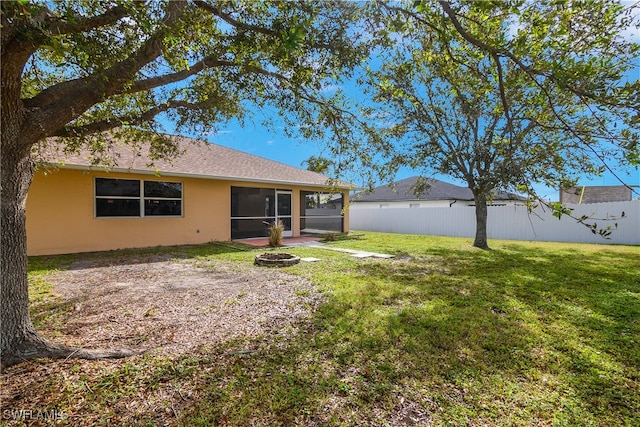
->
<box><xmin>26</xmin><ymin>169</ymin><xmax>348</xmax><ymax>255</ymax></box>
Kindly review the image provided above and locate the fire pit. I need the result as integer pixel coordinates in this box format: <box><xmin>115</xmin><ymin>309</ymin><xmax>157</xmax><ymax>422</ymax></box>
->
<box><xmin>254</xmin><ymin>252</ymin><xmax>301</xmax><ymax>267</ymax></box>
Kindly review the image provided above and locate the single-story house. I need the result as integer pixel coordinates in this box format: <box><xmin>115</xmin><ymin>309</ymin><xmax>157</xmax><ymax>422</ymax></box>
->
<box><xmin>559</xmin><ymin>185</ymin><xmax>635</xmax><ymax>204</ymax></box>
<box><xmin>26</xmin><ymin>134</ymin><xmax>350</xmax><ymax>256</ymax></box>
<box><xmin>350</xmin><ymin>176</ymin><xmax>525</xmax><ymax>209</ymax></box>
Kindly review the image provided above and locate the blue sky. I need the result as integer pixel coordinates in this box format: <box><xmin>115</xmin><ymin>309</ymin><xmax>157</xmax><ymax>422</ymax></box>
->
<box><xmin>168</xmin><ymin>4</ymin><xmax>640</xmax><ymax>202</ymax></box>
<box><xmin>170</xmin><ymin>80</ymin><xmax>640</xmax><ymax>202</ymax></box>
<box><xmin>170</xmin><ymin>68</ymin><xmax>640</xmax><ymax>202</ymax></box>
<box><xmin>171</xmin><ymin>101</ymin><xmax>639</xmax><ymax>201</ymax></box>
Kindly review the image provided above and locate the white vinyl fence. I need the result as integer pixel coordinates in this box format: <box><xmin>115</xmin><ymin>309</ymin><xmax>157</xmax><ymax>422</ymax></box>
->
<box><xmin>350</xmin><ymin>201</ymin><xmax>640</xmax><ymax>245</ymax></box>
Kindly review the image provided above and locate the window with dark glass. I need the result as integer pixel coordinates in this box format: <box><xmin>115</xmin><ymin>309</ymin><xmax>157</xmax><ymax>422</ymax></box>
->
<box><xmin>143</xmin><ymin>181</ymin><xmax>182</xmax><ymax>216</ymax></box>
<box><xmin>95</xmin><ymin>178</ymin><xmax>182</xmax><ymax>217</ymax></box>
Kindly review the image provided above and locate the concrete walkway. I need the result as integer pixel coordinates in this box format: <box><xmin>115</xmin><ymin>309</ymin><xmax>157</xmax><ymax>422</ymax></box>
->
<box><xmin>308</xmin><ymin>245</ymin><xmax>394</xmax><ymax>259</ymax></box>
<box><xmin>234</xmin><ymin>237</ymin><xmax>394</xmax><ymax>259</ymax></box>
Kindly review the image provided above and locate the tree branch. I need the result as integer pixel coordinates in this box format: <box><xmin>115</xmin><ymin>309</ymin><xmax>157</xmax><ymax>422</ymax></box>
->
<box><xmin>437</xmin><ymin>1</ymin><xmax>536</xmax><ymax>73</ymax></box>
<box><xmin>193</xmin><ymin>0</ymin><xmax>278</xmax><ymax>37</ymax></box>
<box><xmin>22</xmin><ymin>1</ymin><xmax>187</xmax><ymax>141</ymax></box>
<box><xmin>377</xmin><ymin>0</ymin><xmax>442</xmax><ymax>34</ymax></box>
<box><xmin>491</xmin><ymin>52</ymin><xmax>513</xmax><ymax>134</ymax></box>
<box><xmin>44</xmin><ymin>4</ymin><xmax>132</xmax><ymax>36</ymax></box>
<box><xmin>123</xmin><ymin>58</ymin><xmax>290</xmax><ymax>95</ymax></box>
<box><xmin>1</xmin><ymin>2</ymin><xmax>130</xmax><ymax>51</ymax></box>
<box><xmin>437</xmin><ymin>1</ymin><xmax>635</xmax><ymax>110</ymax></box>
<box><xmin>438</xmin><ymin>1</ymin><xmax>637</xmax><ymax>194</ymax></box>
<box><xmin>52</xmin><ymin>98</ymin><xmax>217</xmax><ymax>138</ymax></box>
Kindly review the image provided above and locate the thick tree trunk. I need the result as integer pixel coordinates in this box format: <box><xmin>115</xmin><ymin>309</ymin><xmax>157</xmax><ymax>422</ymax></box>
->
<box><xmin>1</xmin><ymin>4</ymin><xmax>183</xmax><ymax>369</ymax></box>
<box><xmin>472</xmin><ymin>192</ymin><xmax>489</xmax><ymax>249</ymax></box>
<box><xmin>1</xmin><ymin>118</ymin><xmax>137</xmax><ymax>370</ymax></box>
<box><xmin>1</xmin><ymin>125</ymin><xmax>40</xmax><ymax>366</ymax></box>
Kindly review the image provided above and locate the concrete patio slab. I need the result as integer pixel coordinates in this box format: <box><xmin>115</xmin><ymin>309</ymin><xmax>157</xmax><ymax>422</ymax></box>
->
<box><xmin>234</xmin><ymin>236</ymin><xmax>322</xmax><ymax>247</ymax></box>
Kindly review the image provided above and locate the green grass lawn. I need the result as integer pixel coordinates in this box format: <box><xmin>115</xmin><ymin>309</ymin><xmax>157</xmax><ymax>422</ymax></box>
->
<box><xmin>14</xmin><ymin>233</ymin><xmax>640</xmax><ymax>425</ymax></box>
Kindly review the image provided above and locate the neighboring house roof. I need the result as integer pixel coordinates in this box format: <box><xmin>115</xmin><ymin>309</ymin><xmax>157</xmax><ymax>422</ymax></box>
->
<box><xmin>352</xmin><ymin>176</ymin><xmax>524</xmax><ymax>202</ymax></box>
<box><xmin>560</xmin><ymin>186</ymin><xmax>633</xmax><ymax>204</ymax></box>
<box><xmin>37</xmin><ymin>134</ymin><xmax>349</xmax><ymax>189</ymax></box>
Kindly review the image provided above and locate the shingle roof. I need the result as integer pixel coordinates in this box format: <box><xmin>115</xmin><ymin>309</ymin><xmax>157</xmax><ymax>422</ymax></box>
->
<box><xmin>38</xmin><ymin>134</ymin><xmax>349</xmax><ymax>189</ymax></box>
<box><xmin>352</xmin><ymin>176</ymin><xmax>524</xmax><ymax>202</ymax></box>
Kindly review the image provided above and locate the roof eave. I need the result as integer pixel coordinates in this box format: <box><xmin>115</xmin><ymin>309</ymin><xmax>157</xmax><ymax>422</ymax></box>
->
<box><xmin>46</xmin><ymin>163</ymin><xmax>352</xmax><ymax>190</ymax></box>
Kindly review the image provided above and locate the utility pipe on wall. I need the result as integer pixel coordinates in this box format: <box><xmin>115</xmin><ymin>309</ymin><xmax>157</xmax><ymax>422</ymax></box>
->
<box><xmin>578</xmin><ymin>186</ymin><xmax>586</xmax><ymax>204</ymax></box>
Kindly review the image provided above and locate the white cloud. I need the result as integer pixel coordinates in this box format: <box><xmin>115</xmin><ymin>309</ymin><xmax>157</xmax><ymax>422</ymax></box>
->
<box><xmin>203</xmin><ymin>129</ymin><xmax>232</xmax><ymax>137</ymax></box>
<box><xmin>619</xmin><ymin>0</ymin><xmax>640</xmax><ymax>42</ymax></box>
<box><xmin>320</xmin><ymin>83</ymin><xmax>341</xmax><ymax>93</ymax></box>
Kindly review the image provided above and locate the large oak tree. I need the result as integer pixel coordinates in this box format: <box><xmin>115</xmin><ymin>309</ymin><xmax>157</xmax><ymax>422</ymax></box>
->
<box><xmin>361</xmin><ymin>0</ymin><xmax>639</xmax><ymax>249</ymax></box>
<box><xmin>352</xmin><ymin>0</ymin><xmax>639</xmax><ymax>249</ymax></box>
<box><xmin>366</xmin><ymin>47</ymin><xmax>549</xmax><ymax>249</ymax></box>
<box><xmin>1</xmin><ymin>0</ymin><xmax>372</xmax><ymax>369</ymax></box>
<box><xmin>2</xmin><ymin>0</ymin><xmax>638</xmax><ymax>368</ymax></box>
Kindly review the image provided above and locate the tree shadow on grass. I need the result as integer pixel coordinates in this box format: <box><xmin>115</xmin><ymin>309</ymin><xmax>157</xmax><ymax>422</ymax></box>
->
<box><xmin>168</xmin><ymin>244</ymin><xmax>639</xmax><ymax>425</ymax></box>
<box><xmin>347</xmin><ymin>245</ymin><xmax>640</xmax><ymax>421</ymax></box>
<box><xmin>27</xmin><ymin>241</ymin><xmax>251</xmax><ymax>273</ymax></box>
<box><xmin>9</xmin><ymin>243</ymin><xmax>639</xmax><ymax>426</ymax></box>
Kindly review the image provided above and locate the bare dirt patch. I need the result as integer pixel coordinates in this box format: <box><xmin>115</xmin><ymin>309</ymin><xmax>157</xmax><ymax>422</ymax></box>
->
<box><xmin>2</xmin><ymin>254</ymin><xmax>324</xmax><ymax>425</ymax></box>
<box><xmin>39</xmin><ymin>254</ymin><xmax>322</xmax><ymax>355</ymax></box>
